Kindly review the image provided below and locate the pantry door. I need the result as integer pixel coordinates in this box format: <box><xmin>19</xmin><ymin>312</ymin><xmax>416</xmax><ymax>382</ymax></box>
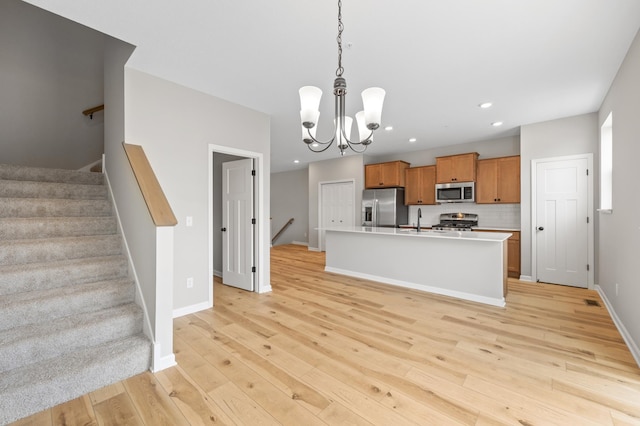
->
<box><xmin>319</xmin><ymin>180</ymin><xmax>355</xmax><ymax>251</ymax></box>
<box><xmin>534</xmin><ymin>155</ymin><xmax>591</xmax><ymax>288</ymax></box>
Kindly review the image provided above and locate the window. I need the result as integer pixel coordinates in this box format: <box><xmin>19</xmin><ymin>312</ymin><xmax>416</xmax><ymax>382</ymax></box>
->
<box><xmin>600</xmin><ymin>112</ymin><xmax>613</xmax><ymax>212</ymax></box>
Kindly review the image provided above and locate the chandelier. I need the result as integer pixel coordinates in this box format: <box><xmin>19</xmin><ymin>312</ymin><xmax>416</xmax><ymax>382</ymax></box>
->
<box><xmin>298</xmin><ymin>0</ymin><xmax>385</xmax><ymax>156</ymax></box>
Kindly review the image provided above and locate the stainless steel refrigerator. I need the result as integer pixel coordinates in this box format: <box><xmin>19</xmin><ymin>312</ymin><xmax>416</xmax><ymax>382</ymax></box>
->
<box><xmin>362</xmin><ymin>188</ymin><xmax>408</xmax><ymax>227</ymax></box>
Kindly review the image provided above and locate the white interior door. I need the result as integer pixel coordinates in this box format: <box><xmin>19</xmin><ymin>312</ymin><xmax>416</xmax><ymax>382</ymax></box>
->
<box><xmin>222</xmin><ymin>158</ymin><xmax>254</xmax><ymax>291</ymax></box>
<box><xmin>535</xmin><ymin>157</ymin><xmax>589</xmax><ymax>288</ymax></box>
<box><xmin>319</xmin><ymin>181</ymin><xmax>354</xmax><ymax>251</ymax></box>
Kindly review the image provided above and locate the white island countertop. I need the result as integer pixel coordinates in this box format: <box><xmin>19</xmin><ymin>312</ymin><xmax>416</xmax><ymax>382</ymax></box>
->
<box><xmin>325</xmin><ymin>226</ymin><xmax>511</xmax><ymax>242</ymax></box>
<box><xmin>324</xmin><ymin>226</ymin><xmax>510</xmax><ymax>307</ymax></box>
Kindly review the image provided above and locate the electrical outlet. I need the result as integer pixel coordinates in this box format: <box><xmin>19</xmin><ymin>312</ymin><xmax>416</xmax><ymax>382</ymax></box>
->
<box><xmin>186</xmin><ymin>216</ymin><xmax>193</xmax><ymax>227</ymax></box>
<box><xmin>615</xmin><ymin>283</ymin><xmax>619</xmax><ymax>296</ymax></box>
<box><xmin>187</xmin><ymin>277</ymin><xmax>194</xmax><ymax>288</ymax></box>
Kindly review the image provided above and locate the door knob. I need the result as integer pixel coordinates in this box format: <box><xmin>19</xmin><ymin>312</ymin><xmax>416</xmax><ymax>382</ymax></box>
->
<box><xmin>221</xmin><ymin>227</ymin><xmax>227</xmax><ymax>232</ymax></box>
<box><xmin>537</xmin><ymin>226</ymin><xmax>544</xmax><ymax>231</ymax></box>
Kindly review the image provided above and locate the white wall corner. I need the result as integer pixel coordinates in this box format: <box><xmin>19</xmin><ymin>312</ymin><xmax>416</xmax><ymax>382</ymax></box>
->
<box><xmin>596</xmin><ymin>285</ymin><xmax>640</xmax><ymax>368</ymax></box>
<box><xmin>155</xmin><ymin>227</ymin><xmax>176</xmax><ymax>370</ymax></box>
<box><xmin>151</xmin><ymin>343</ymin><xmax>177</xmax><ymax>373</ymax></box>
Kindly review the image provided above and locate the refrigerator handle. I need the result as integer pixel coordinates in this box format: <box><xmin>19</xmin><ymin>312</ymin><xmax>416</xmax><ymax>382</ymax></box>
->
<box><xmin>373</xmin><ymin>199</ymin><xmax>377</xmax><ymax>227</ymax></box>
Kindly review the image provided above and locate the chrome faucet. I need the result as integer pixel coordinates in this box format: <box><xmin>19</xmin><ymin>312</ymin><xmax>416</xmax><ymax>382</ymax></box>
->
<box><xmin>417</xmin><ymin>208</ymin><xmax>422</xmax><ymax>232</ymax></box>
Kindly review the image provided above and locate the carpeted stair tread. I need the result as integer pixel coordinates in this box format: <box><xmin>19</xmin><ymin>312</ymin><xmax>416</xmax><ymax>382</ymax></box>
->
<box><xmin>0</xmin><ymin>235</ymin><xmax>122</xmax><ymax>266</ymax></box>
<box><xmin>0</xmin><ymin>333</ymin><xmax>151</xmax><ymax>425</ymax></box>
<box><xmin>0</xmin><ymin>197</ymin><xmax>112</xmax><ymax>218</ymax></box>
<box><xmin>0</xmin><ymin>303</ymin><xmax>143</xmax><ymax>373</ymax></box>
<box><xmin>0</xmin><ymin>255</ymin><xmax>129</xmax><ymax>296</ymax></box>
<box><xmin>0</xmin><ymin>179</ymin><xmax>108</xmax><ymax>200</ymax></box>
<box><xmin>0</xmin><ymin>278</ymin><xmax>135</xmax><ymax>331</ymax></box>
<box><xmin>0</xmin><ymin>163</ymin><xmax>151</xmax><ymax>423</ymax></box>
<box><xmin>0</xmin><ymin>163</ymin><xmax>104</xmax><ymax>186</ymax></box>
<box><xmin>0</xmin><ymin>216</ymin><xmax>117</xmax><ymax>240</ymax></box>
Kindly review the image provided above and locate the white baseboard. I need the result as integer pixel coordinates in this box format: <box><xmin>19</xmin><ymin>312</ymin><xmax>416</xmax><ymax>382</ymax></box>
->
<box><xmin>308</xmin><ymin>246</ymin><xmax>321</xmax><ymax>252</ymax></box>
<box><xmin>596</xmin><ymin>285</ymin><xmax>640</xmax><ymax>368</ymax></box>
<box><xmin>292</xmin><ymin>241</ymin><xmax>309</xmax><ymax>246</ymax></box>
<box><xmin>173</xmin><ymin>300</ymin><xmax>212</xmax><ymax>318</ymax></box>
<box><xmin>519</xmin><ymin>275</ymin><xmax>533</xmax><ymax>282</ymax></box>
<box><xmin>213</xmin><ymin>270</ymin><xmax>222</xmax><ymax>278</ymax></box>
<box><xmin>151</xmin><ymin>343</ymin><xmax>177</xmax><ymax>372</ymax></box>
<box><xmin>77</xmin><ymin>158</ymin><xmax>102</xmax><ymax>172</ymax></box>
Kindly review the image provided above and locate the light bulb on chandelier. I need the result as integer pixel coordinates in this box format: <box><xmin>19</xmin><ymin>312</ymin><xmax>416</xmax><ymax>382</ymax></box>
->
<box><xmin>298</xmin><ymin>0</ymin><xmax>385</xmax><ymax>156</ymax></box>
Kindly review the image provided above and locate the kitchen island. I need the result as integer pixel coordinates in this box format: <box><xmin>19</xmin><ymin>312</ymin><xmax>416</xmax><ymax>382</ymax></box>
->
<box><xmin>324</xmin><ymin>226</ymin><xmax>511</xmax><ymax>307</ymax></box>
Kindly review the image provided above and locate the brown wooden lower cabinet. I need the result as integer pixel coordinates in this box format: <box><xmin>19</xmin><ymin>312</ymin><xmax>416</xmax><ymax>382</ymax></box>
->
<box><xmin>474</xmin><ymin>229</ymin><xmax>520</xmax><ymax>278</ymax></box>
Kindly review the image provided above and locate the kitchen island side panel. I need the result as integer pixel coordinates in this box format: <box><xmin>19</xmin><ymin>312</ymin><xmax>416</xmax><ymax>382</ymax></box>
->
<box><xmin>325</xmin><ymin>230</ymin><xmax>506</xmax><ymax>306</ymax></box>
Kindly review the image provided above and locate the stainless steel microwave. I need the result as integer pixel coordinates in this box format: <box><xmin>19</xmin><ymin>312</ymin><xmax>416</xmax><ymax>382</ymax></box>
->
<box><xmin>435</xmin><ymin>182</ymin><xmax>475</xmax><ymax>203</ymax></box>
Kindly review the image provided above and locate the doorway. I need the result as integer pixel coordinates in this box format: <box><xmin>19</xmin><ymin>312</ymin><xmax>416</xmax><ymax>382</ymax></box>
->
<box><xmin>532</xmin><ymin>154</ymin><xmax>593</xmax><ymax>288</ymax></box>
<box><xmin>209</xmin><ymin>145</ymin><xmax>267</xmax><ymax>305</ymax></box>
<box><xmin>318</xmin><ymin>180</ymin><xmax>355</xmax><ymax>251</ymax></box>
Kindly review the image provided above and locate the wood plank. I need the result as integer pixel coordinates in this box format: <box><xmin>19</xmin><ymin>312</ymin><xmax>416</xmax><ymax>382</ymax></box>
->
<box><xmin>123</xmin><ymin>372</ymin><xmax>189</xmax><ymax>426</ymax></box>
<box><xmin>89</xmin><ymin>382</ymin><xmax>126</xmax><ymax>405</ymax></box>
<box><xmin>122</xmin><ymin>143</ymin><xmax>177</xmax><ymax>226</ymax></box>
<box><xmin>154</xmin><ymin>366</ymin><xmax>235</xmax><ymax>425</ymax></box>
<box><xmin>93</xmin><ymin>392</ymin><xmax>144</xmax><ymax>426</ymax></box>
<box><xmin>51</xmin><ymin>395</ymin><xmax>97</xmax><ymax>426</ymax></box>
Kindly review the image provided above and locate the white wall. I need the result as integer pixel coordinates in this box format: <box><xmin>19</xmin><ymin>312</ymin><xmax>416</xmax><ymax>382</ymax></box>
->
<box><xmin>308</xmin><ymin>155</ymin><xmax>365</xmax><ymax>250</ymax></box>
<box><xmin>597</xmin><ymin>29</ymin><xmax>640</xmax><ymax>362</ymax></box>
<box><xmin>0</xmin><ymin>0</ymin><xmax>104</xmax><ymax>169</ymax></box>
<box><xmin>520</xmin><ymin>113</ymin><xmax>598</xmax><ymax>279</ymax></box>
<box><xmin>271</xmin><ymin>168</ymin><xmax>309</xmax><ymax>246</ymax></box>
<box><xmin>124</xmin><ymin>69</ymin><xmax>271</xmax><ymax>313</ymax></box>
<box><xmin>368</xmin><ymin>136</ymin><xmax>520</xmax><ymax>167</ymax></box>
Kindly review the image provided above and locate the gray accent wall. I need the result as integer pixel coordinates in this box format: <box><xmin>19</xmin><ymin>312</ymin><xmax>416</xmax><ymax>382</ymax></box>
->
<box><xmin>271</xmin><ymin>168</ymin><xmax>309</xmax><ymax>246</ymax></box>
<box><xmin>597</xmin><ymin>28</ymin><xmax>640</xmax><ymax>361</ymax></box>
<box><xmin>0</xmin><ymin>0</ymin><xmax>105</xmax><ymax>169</ymax></box>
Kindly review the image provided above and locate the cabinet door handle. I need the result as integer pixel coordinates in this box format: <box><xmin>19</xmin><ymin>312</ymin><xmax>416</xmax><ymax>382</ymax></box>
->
<box><xmin>538</xmin><ymin>226</ymin><xmax>544</xmax><ymax>231</ymax></box>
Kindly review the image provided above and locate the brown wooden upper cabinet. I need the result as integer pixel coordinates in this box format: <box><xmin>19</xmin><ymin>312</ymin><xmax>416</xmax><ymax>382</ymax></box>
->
<box><xmin>476</xmin><ymin>155</ymin><xmax>520</xmax><ymax>203</ymax></box>
<box><xmin>365</xmin><ymin>161</ymin><xmax>410</xmax><ymax>188</ymax></box>
<box><xmin>404</xmin><ymin>165</ymin><xmax>436</xmax><ymax>205</ymax></box>
<box><xmin>435</xmin><ymin>153</ymin><xmax>478</xmax><ymax>183</ymax></box>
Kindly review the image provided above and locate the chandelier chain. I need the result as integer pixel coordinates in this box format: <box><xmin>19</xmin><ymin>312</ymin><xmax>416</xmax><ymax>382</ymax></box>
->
<box><xmin>336</xmin><ymin>0</ymin><xmax>344</xmax><ymax>77</ymax></box>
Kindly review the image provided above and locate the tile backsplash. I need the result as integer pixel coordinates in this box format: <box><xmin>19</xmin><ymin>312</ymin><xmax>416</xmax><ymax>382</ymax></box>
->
<box><xmin>408</xmin><ymin>203</ymin><xmax>520</xmax><ymax>229</ymax></box>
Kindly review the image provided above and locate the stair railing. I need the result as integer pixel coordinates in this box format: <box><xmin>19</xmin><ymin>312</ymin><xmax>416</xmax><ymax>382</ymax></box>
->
<box><xmin>272</xmin><ymin>218</ymin><xmax>294</xmax><ymax>244</ymax></box>
<box><xmin>82</xmin><ymin>104</ymin><xmax>104</xmax><ymax>119</ymax></box>
<box><xmin>122</xmin><ymin>143</ymin><xmax>177</xmax><ymax>226</ymax></box>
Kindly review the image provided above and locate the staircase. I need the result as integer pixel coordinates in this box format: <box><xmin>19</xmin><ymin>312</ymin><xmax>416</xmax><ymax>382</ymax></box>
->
<box><xmin>0</xmin><ymin>164</ymin><xmax>152</xmax><ymax>424</ymax></box>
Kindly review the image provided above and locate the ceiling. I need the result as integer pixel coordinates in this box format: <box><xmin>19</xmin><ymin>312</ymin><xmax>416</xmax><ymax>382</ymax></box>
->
<box><xmin>25</xmin><ymin>0</ymin><xmax>640</xmax><ymax>172</ymax></box>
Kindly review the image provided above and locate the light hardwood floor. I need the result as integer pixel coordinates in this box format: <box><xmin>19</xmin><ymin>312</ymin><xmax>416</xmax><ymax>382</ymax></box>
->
<box><xmin>13</xmin><ymin>244</ymin><xmax>640</xmax><ymax>425</ymax></box>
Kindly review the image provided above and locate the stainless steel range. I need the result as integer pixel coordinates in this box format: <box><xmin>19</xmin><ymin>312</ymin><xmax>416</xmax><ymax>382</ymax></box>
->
<box><xmin>432</xmin><ymin>212</ymin><xmax>478</xmax><ymax>231</ymax></box>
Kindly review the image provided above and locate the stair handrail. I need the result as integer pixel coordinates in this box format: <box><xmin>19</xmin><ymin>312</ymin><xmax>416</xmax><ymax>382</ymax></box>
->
<box><xmin>82</xmin><ymin>104</ymin><xmax>104</xmax><ymax>119</ymax></box>
<box><xmin>272</xmin><ymin>217</ymin><xmax>294</xmax><ymax>244</ymax></box>
<box><xmin>122</xmin><ymin>142</ymin><xmax>178</xmax><ymax>226</ymax></box>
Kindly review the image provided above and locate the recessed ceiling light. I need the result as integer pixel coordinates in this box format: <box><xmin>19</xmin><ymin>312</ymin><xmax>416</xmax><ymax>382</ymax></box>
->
<box><xmin>408</xmin><ymin>138</ymin><xmax>417</xmax><ymax>143</ymax></box>
<box><xmin>491</xmin><ymin>121</ymin><xmax>503</xmax><ymax>127</ymax></box>
<box><xmin>293</xmin><ymin>160</ymin><xmax>300</xmax><ymax>164</ymax></box>
<box><xmin>479</xmin><ymin>102</ymin><xmax>493</xmax><ymax>109</ymax></box>
<box><xmin>384</xmin><ymin>126</ymin><xmax>393</xmax><ymax>131</ymax></box>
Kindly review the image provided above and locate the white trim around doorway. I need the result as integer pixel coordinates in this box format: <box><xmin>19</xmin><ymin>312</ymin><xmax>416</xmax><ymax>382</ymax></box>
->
<box><xmin>530</xmin><ymin>153</ymin><xmax>594</xmax><ymax>288</ymax></box>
